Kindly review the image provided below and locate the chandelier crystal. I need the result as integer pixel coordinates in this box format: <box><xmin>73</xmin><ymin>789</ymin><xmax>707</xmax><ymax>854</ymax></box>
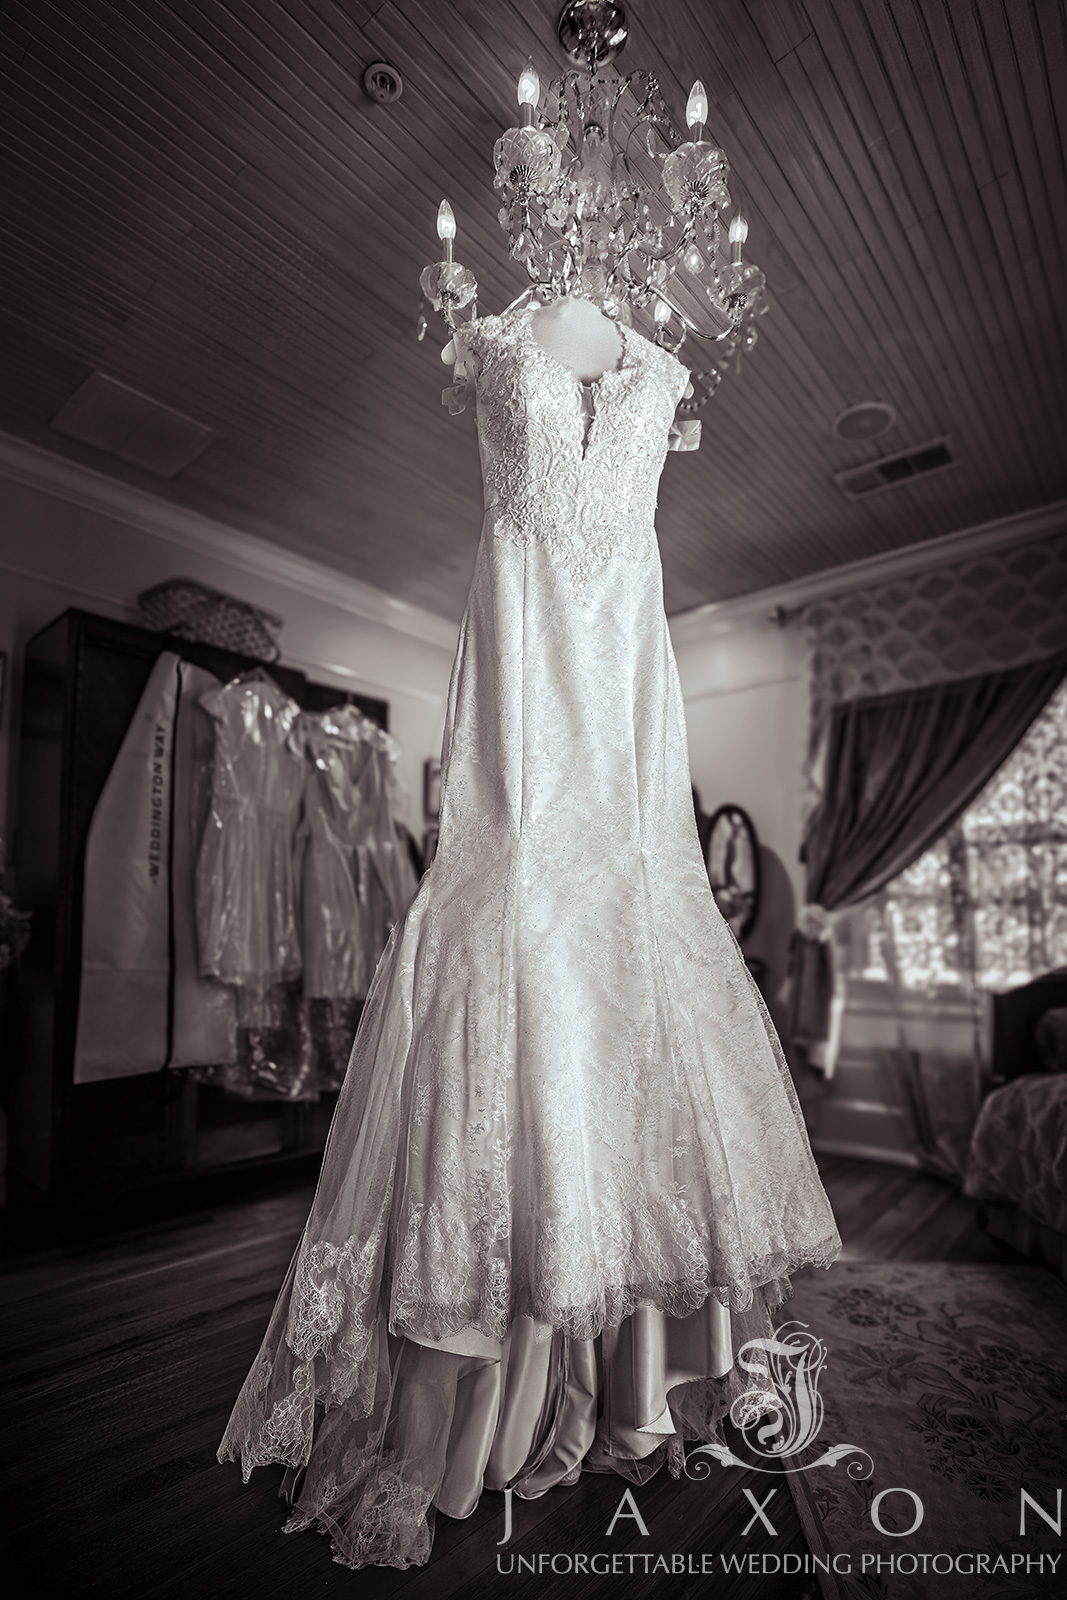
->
<box><xmin>419</xmin><ymin>1</ymin><xmax>768</xmax><ymax>403</ymax></box>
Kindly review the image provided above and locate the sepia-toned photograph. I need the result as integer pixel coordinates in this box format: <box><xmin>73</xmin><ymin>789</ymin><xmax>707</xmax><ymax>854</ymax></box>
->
<box><xmin>1</xmin><ymin>4</ymin><xmax>1065</xmax><ymax>1599</ymax></box>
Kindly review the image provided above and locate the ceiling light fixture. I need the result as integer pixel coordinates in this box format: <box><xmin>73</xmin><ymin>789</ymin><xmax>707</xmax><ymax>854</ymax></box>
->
<box><xmin>362</xmin><ymin>61</ymin><xmax>403</xmax><ymax>103</ymax></box>
<box><xmin>419</xmin><ymin>0</ymin><xmax>767</xmax><ymax>404</ymax></box>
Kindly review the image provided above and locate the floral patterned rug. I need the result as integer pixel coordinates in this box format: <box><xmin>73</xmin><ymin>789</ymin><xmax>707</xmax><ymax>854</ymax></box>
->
<box><xmin>780</xmin><ymin>1262</ymin><xmax>1067</xmax><ymax>1599</ymax></box>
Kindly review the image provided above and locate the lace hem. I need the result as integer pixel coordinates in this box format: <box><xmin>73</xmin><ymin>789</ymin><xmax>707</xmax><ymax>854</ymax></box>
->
<box><xmin>218</xmin><ymin>1284</ymin><xmax>794</xmax><ymax>1570</ymax></box>
<box><xmin>389</xmin><ymin>1237</ymin><xmax>840</xmax><ymax>1347</ymax></box>
<box><xmin>216</xmin><ymin>1237</ymin><xmax>838</xmax><ymax>1491</ymax></box>
<box><xmin>218</xmin><ymin>1356</ymin><xmax>318</xmax><ymax>1484</ymax></box>
<box><xmin>281</xmin><ymin>1448</ymin><xmax>435</xmax><ymax>1570</ymax></box>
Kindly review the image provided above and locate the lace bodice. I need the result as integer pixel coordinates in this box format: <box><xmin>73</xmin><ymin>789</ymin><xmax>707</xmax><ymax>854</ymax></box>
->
<box><xmin>454</xmin><ymin>306</ymin><xmax>689</xmax><ymax>590</ymax></box>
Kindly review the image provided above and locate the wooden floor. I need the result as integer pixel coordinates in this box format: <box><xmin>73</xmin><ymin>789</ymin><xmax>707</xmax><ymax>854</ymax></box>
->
<box><xmin>0</xmin><ymin>1156</ymin><xmax>1026</xmax><ymax>1600</ymax></box>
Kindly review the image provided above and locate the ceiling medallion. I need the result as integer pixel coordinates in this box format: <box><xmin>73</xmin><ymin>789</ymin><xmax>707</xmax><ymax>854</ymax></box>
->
<box><xmin>833</xmin><ymin>401</ymin><xmax>898</xmax><ymax>441</ymax></box>
<box><xmin>419</xmin><ymin>1</ymin><xmax>768</xmax><ymax>405</ymax></box>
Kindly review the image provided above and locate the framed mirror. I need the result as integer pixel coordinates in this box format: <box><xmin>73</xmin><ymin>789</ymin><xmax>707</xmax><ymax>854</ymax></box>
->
<box><xmin>705</xmin><ymin>804</ymin><xmax>760</xmax><ymax>942</ymax></box>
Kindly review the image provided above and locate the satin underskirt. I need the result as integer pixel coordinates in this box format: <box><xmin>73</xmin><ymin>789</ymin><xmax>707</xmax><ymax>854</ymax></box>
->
<box><xmin>274</xmin><ymin>1291</ymin><xmax>780</xmax><ymax>1568</ymax></box>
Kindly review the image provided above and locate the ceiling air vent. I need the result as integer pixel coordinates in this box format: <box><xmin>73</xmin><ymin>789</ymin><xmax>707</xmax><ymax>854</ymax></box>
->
<box><xmin>50</xmin><ymin>372</ymin><xmax>217</xmax><ymax>479</ymax></box>
<box><xmin>834</xmin><ymin>439</ymin><xmax>955</xmax><ymax>499</ymax></box>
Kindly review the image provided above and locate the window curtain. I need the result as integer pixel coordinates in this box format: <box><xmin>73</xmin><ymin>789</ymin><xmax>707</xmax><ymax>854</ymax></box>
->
<box><xmin>791</xmin><ymin>533</ymin><xmax>1067</xmax><ymax>1158</ymax></box>
<box><xmin>795</xmin><ymin>648</ymin><xmax>1067</xmax><ymax>1175</ymax></box>
<box><xmin>801</xmin><ymin>648</ymin><xmax>1067</xmax><ymax>911</ymax></box>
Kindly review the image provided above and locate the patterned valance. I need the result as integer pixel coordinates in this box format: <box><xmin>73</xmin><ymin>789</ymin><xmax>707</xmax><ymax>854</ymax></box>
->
<box><xmin>802</xmin><ymin>530</ymin><xmax>1067</xmax><ymax>743</ymax></box>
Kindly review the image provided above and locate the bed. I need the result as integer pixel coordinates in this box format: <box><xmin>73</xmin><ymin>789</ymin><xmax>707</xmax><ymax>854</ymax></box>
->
<box><xmin>962</xmin><ymin>970</ymin><xmax>1067</xmax><ymax>1279</ymax></box>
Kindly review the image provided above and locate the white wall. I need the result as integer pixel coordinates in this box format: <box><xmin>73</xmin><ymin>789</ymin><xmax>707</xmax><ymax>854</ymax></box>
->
<box><xmin>671</xmin><ymin>613</ymin><xmax>808</xmax><ymax>906</ymax></box>
<box><xmin>668</xmin><ymin>613</ymin><xmax>809</xmax><ymax>1024</ymax></box>
<box><xmin>0</xmin><ymin>441</ymin><xmax>460</xmax><ymax>872</ymax></box>
<box><xmin>0</xmin><ymin>440</ymin><xmax>811</xmax><ymax>960</ymax></box>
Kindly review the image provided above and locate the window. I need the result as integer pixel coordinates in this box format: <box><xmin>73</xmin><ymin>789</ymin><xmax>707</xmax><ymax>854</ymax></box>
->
<box><xmin>845</xmin><ymin>679</ymin><xmax>1067</xmax><ymax>993</ymax></box>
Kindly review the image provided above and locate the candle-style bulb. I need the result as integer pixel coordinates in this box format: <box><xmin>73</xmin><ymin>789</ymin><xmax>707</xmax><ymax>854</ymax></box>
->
<box><xmin>686</xmin><ymin>80</ymin><xmax>709</xmax><ymax>130</ymax></box>
<box><xmin>729</xmin><ymin>213</ymin><xmax>749</xmax><ymax>245</ymax></box>
<box><xmin>517</xmin><ymin>61</ymin><xmax>540</xmax><ymax>107</ymax></box>
<box><xmin>654</xmin><ymin>298</ymin><xmax>672</xmax><ymax>325</ymax></box>
<box><xmin>437</xmin><ymin>200</ymin><xmax>457</xmax><ymax>242</ymax></box>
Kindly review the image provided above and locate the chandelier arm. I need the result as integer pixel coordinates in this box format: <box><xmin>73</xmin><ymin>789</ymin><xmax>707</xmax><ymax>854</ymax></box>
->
<box><xmin>650</xmin><ymin>285</ymin><xmax>742</xmax><ymax>342</ymax></box>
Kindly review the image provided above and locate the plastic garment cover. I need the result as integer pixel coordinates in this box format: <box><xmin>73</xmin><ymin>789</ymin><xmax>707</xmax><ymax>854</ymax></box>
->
<box><xmin>307</xmin><ymin>996</ymin><xmax>364</xmax><ymax>1093</ymax></box>
<box><xmin>299</xmin><ymin>706</ymin><xmax>420</xmax><ymax>1088</ymax></box>
<box><xmin>191</xmin><ymin>687</ymin><xmax>419</xmax><ymax>1101</ymax></box>
<box><xmin>190</xmin><ymin>673</ymin><xmax>313</xmax><ymax>1098</ymax></box>
<box><xmin>299</xmin><ymin>704</ymin><xmax>419</xmax><ymax>998</ymax></box>
<box><xmin>217</xmin><ymin>306</ymin><xmax>840</xmax><ymax>1564</ymax></box>
<box><xmin>299</xmin><ymin>709</ymin><xmax>387</xmax><ymax>1002</ymax></box>
<box><xmin>350</xmin><ymin>715</ymin><xmax>420</xmax><ymax>947</ymax></box>
<box><xmin>196</xmin><ymin>674</ymin><xmax>304</xmax><ymax>999</ymax></box>
<box><xmin>234</xmin><ymin>978</ymin><xmax>316</xmax><ymax>1101</ymax></box>
<box><xmin>188</xmin><ymin>984</ymin><xmax>316</xmax><ymax>1101</ymax></box>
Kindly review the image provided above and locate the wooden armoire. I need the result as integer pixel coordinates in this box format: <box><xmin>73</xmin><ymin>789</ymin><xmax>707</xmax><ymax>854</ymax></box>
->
<box><xmin>7</xmin><ymin>608</ymin><xmax>388</xmax><ymax>1236</ymax></box>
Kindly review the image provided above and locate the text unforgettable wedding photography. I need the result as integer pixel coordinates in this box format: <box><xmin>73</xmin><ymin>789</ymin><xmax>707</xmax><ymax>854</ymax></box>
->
<box><xmin>0</xmin><ymin>3</ymin><xmax>1065</xmax><ymax>1599</ymax></box>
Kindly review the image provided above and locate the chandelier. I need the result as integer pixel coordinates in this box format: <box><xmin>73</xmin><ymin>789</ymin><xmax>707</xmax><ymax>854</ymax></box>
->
<box><xmin>419</xmin><ymin>0</ymin><xmax>768</xmax><ymax>403</ymax></box>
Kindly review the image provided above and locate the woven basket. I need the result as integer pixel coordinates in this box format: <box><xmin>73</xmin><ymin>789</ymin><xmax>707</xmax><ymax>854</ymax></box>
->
<box><xmin>137</xmin><ymin>579</ymin><xmax>283</xmax><ymax>663</ymax></box>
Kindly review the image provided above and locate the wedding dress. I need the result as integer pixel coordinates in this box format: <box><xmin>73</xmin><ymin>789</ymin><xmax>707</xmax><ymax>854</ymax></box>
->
<box><xmin>217</xmin><ymin>300</ymin><xmax>840</xmax><ymax>1567</ymax></box>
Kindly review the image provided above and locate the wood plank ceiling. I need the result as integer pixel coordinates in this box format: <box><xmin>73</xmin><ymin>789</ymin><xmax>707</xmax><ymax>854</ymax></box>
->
<box><xmin>0</xmin><ymin>0</ymin><xmax>1064</xmax><ymax>622</ymax></box>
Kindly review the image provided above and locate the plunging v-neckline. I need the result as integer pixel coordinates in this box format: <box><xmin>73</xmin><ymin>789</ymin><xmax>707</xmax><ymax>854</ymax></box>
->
<box><xmin>524</xmin><ymin>306</ymin><xmax>628</xmax><ymax>388</ymax></box>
